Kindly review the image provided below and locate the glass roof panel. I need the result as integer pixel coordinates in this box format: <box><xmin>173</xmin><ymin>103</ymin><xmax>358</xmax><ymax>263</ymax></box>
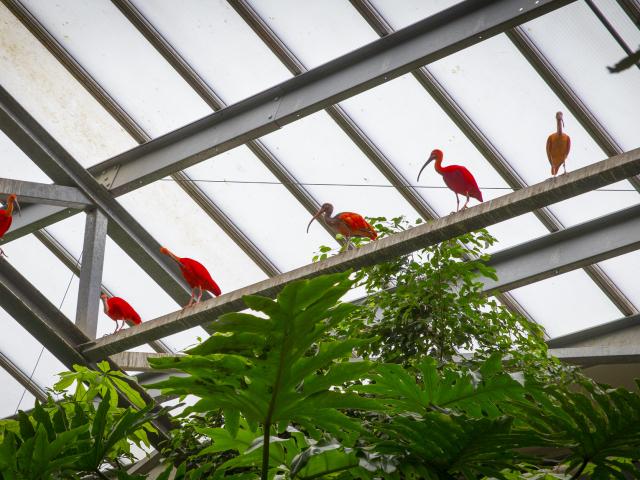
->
<box><xmin>247</xmin><ymin>0</ymin><xmax>377</xmax><ymax>68</ymax></box>
<box><xmin>598</xmin><ymin>251</ymin><xmax>640</xmax><ymax>313</ymax></box>
<box><xmin>369</xmin><ymin>0</ymin><xmax>461</xmax><ymax>29</ymax></box>
<box><xmin>259</xmin><ymin>111</ymin><xmax>420</xmax><ymax>223</ymax></box>
<box><xmin>129</xmin><ymin>0</ymin><xmax>291</xmax><ymax>105</ymax></box>
<box><xmin>523</xmin><ymin>1</ymin><xmax>640</xmax><ymax>151</ymax></box>
<box><xmin>20</xmin><ymin>0</ymin><xmax>212</xmax><ymax>138</ymax></box>
<box><xmin>186</xmin><ymin>145</ymin><xmax>334</xmax><ymax>272</ymax></box>
<box><xmin>0</xmin><ymin>130</ymin><xmax>51</xmax><ymax>183</ymax></box>
<box><xmin>595</xmin><ymin>0</ymin><xmax>640</xmax><ymax>47</ymax></box>
<box><xmin>427</xmin><ymin>34</ymin><xmax>638</xmax><ymax>227</ymax></box>
<box><xmin>510</xmin><ymin>269</ymin><xmax>621</xmax><ymax>338</ymax></box>
<box><xmin>0</xmin><ymin>367</ymin><xmax>35</xmax><ymax>417</ymax></box>
<box><xmin>0</xmin><ymin>2</ymin><xmax>137</xmax><ymax>166</ymax></box>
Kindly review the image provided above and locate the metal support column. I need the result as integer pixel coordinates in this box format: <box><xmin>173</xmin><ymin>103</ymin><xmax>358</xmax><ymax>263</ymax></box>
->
<box><xmin>76</xmin><ymin>209</ymin><xmax>108</xmax><ymax>338</ymax></box>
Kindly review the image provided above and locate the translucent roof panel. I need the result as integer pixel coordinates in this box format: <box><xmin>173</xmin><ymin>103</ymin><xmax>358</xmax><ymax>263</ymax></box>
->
<box><xmin>20</xmin><ymin>0</ymin><xmax>212</xmax><ymax>139</ymax></box>
<box><xmin>0</xmin><ymin>3</ymin><xmax>136</xmax><ymax>166</ymax></box>
<box><xmin>259</xmin><ymin>111</ymin><xmax>420</xmax><ymax>223</ymax></box>
<box><xmin>0</xmin><ymin>367</ymin><xmax>35</xmax><ymax>417</ymax></box>
<box><xmin>247</xmin><ymin>0</ymin><xmax>377</xmax><ymax>68</ymax></box>
<box><xmin>129</xmin><ymin>0</ymin><xmax>291</xmax><ymax>105</ymax></box>
<box><xmin>0</xmin><ymin>130</ymin><xmax>51</xmax><ymax>183</ymax></box>
<box><xmin>523</xmin><ymin>1</ymin><xmax>640</xmax><ymax>151</ymax></box>
<box><xmin>510</xmin><ymin>269</ymin><xmax>621</xmax><ymax>338</ymax></box>
<box><xmin>426</xmin><ymin>34</ymin><xmax>638</xmax><ymax>227</ymax></box>
<box><xmin>186</xmin><ymin>146</ymin><xmax>334</xmax><ymax>272</ymax></box>
<box><xmin>598</xmin><ymin>251</ymin><xmax>640</xmax><ymax>314</ymax></box>
<box><xmin>369</xmin><ymin>0</ymin><xmax>462</xmax><ymax>28</ymax></box>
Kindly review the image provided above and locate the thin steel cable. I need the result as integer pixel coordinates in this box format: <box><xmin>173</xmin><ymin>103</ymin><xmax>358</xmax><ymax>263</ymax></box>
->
<box><xmin>14</xmin><ymin>251</ymin><xmax>82</xmax><ymax>413</ymax></box>
<box><xmin>160</xmin><ymin>178</ymin><xmax>638</xmax><ymax>192</ymax></box>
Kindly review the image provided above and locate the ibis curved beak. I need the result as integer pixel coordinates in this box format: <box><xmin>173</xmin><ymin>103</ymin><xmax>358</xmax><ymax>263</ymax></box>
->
<box><xmin>306</xmin><ymin>209</ymin><xmax>324</xmax><ymax>233</ymax></box>
<box><xmin>15</xmin><ymin>198</ymin><xmax>21</xmax><ymax>217</ymax></box>
<box><xmin>417</xmin><ymin>155</ymin><xmax>436</xmax><ymax>182</ymax></box>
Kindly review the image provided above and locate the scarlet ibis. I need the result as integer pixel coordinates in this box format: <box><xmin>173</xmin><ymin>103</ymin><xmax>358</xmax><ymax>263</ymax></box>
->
<box><xmin>100</xmin><ymin>293</ymin><xmax>142</xmax><ymax>334</ymax></box>
<box><xmin>417</xmin><ymin>149</ymin><xmax>483</xmax><ymax>212</ymax></box>
<box><xmin>160</xmin><ymin>247</ymin><xmax>222</xmax><ymax>307</ymax></box>
<box><xmin>546</xmin><ymin>111</ymin><xmax>571</xmax><ymax>176</ymax></box>
<box><xmin>0</xmin><ymin>194</ymin><xmax>20</xmax><ymax>258</ymax></box>
<box><xmin>306</xmin><ymin>203</ymin><xmax>377</xmax><ymax>249</ymax></box>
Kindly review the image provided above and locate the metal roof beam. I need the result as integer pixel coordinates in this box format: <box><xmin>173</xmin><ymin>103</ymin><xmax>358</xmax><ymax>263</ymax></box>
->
<box><xmin>483</xmin><ymin>203</ymin><xmax>640</xmax><ymax>292</ymax></box>
<box><xmin>84</xmin><ymin>0</ymin><xmax>573</xmax><ymax>196</ymax></box>
<box><xmin>350</xmin><ymin>0</ymin><xmax>637</xmax><ymax>317</ymax></box>
<box><xmin>79</xmin><ymin>146</ymin><xmax>640</xmax><ymax>359</ymax></box>
<box><xmin>0</xmin><ymin>178</ymin><xmax>92</xmax><ymax>209</ymax></box>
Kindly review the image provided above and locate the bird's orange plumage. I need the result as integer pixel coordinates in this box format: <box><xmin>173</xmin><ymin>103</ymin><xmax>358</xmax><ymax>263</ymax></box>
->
<box><xmin>104</xmin><ymin>296</ymin><xmax>142</xmax><ymax>325</ymax></box>
<box><xmin>336</xmin><ymin>212</ymin><xmax>377</xmax><ymax>240</ymax></box>
<box><xmin>546</xmin><ymin>133</ymin><xmax>571</xmax><ymax>176</ymax></box>
<box><xmin>547</xmin><ymin>111</ymin><xmax>571</xmax><ymax>176</ymax></box>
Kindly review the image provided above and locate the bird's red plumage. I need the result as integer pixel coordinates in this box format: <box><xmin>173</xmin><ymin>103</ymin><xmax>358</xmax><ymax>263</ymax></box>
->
<box><xmin>336</xmin><ymin>212</ymin><xmax>377</xmax><ymax>240</ymax></box>
<box><xmin>105</xmin><ymin>297</ymin><xmax>141</xmax><ymax>325</ymax></box>
<box><xmin>441</xmin><ymin>166</ymin><xmax>483</xmax><ymax>202</ymax></box>
<box><xmin>0</xmin><ymin>214</ymin><xmax>12</xmax><ymax>239</ymax></box>
<box><xmin>178</xmin><ymin>257</ymin><xmax>222</xmax><ymax>296</ymax></box>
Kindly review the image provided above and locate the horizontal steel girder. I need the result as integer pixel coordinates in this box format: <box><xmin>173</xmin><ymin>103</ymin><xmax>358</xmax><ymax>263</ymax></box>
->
<box><xmin>0</xmin><ymin>178</ymin><xmax>92</xmax><ymax>209</ymax></box>
<box><xmin>482</xmin><ymin>202</ymin><xmax>640</xmax><ymax>293</ymax></box>
<box><xmin>548</xmin><ymin>346</ymin><xmax>640</xmax><ymax>366</ymax></box>
<box><xmin>79</xmin><ymin>147</ymin><xmax>640</xmax><ymax>359</ymax></box>
<box><xmin>86</xmin><ymin>0</ymin><xmax>573</xmax><ymax>196</ymax></box>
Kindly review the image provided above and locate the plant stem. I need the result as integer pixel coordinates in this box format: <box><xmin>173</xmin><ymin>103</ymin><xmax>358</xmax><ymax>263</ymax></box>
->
<box><xmin>570</xmin><ymin>458</ymin><xmax>589</xmax><ymax>480</ymax></box>
<box><xmin>262</xmin><ymin>337</ymin><xmax>289</xmax><ymax>479</ymax></box>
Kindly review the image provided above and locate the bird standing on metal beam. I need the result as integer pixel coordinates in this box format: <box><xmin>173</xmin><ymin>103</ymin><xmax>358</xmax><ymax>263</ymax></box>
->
<box><xmin>307</xmin><ymin>203</ymin><xmax>377</xmax><ymax>249</ymax></box>
<box><xmin>546</xmin><ymin>111</ymin><xmax>571</xmax><ymax>176</ymax></box>
<box><xmin>0</xmin><ymin>194</ymin><xmax>20</xmax><ymax>258</ymax></box>
<box><xmin>417</xmin><ymin>149</ymin><xmax>483</xmax><ymax>212</ymax></box>
<box><xmin>160</xmin><ymin>247</ymin><xmax>222</xmax><ymax>307</ymax></box>
<box><xmin>100</xmin><ymin>293</ymin><xmax>142</xmax><ymax>334</ymax></box>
